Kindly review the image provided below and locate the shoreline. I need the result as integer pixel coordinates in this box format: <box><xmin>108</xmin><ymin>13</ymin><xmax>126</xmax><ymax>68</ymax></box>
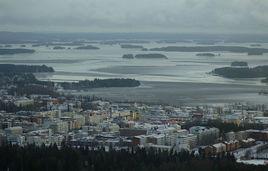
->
<box><xmin>60</xmin><ymin>81</ymin><xmax>268</xmax><ymax>106</ymax></box>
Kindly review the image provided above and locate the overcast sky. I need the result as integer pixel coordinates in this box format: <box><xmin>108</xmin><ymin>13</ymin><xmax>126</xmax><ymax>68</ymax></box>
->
<box><xmin>0</xmin><ymin>0</ymin><xmax>267</xmax><ymax>33</ymax></box>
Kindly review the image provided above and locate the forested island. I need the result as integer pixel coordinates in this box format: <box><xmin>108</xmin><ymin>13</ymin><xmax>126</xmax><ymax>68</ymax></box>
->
<box><xmin>53</xmin><ymin>46</ymin><xmax>66</xmax><ymax>50</ymax></box>
<box><xmin>212</xmin><ymin>63</ymin><xmax>268</xmax><ymax>78</ymax></box>
<box><xmin>0</xmin><ymin>48</ymin><xmax>35</xmax><ymax>55</ymax></box>
<box><xmin>230</xmin><ymin>61</ymin><xmax>249</xmax><ymax>67</ymax></box>
<box><xmin>75</xmin><ymin>45</ymin><xmax>100</xmax><ymax>50</ymax></box>
<box><xmin>122</xmin><ymin>54</ymin><xmax>134</xmax><ymax>59</ymax></box>
<box><xmin>0</xmin><ymin>144</ymin><xmax>267</xmax><ymax>171</ymax></box>
<box><xmin>196</xmin><ymin>53</ymin><xmax>217</xmax><ymax>57</ymax></box>
<box><xmin>248</xmin><ymin>51</ymin><xmax>263</xmax><ymax>55</ymax></box>
<box><xmin>0</xmin><ymin>64</ymin><xmax>141</xmax><ymax>96</ymax></box>
<box><xmin>32</xmin><ymin>42</ymin><xmax>84</xmax><ymax>47</ymax></box>
<box><xmin>261</xmin><ymin>77</ymin><xmax>268</xmax><ymax>83</ymax></box>
<box><xmin>135</xmin><ymin>53</ymin><xmax>167</xmax><ymax>59</ymax></box>
<box><xmin>150</xmin><ymin>46</ymin><xmax>268</xmax><ymax>54</ymax></box>
<box><xmin>48</xmin><ymin>42</ymin><xmax>84</xmax><ymax>46</ymax></box>
<box><xmin>60</xmin><ymin>78</ymin><xmax>140</xmax><ymax>90</ymax></box>
<box><xmin>32</xmin><ymin>44</ymin><xmax>42</xmax><ymax>47</ymax></box>
<box><xmin>122</xmin><ymin>53</ymin><xmax>168</xmax><ymax>59</ymax></box>
<box><xmin>121</xmin><ymin>44</ymin><xmax>144</xmax><ymax>49</ymax></box>
<box><xmin>250</xmin><ymin>44</ymin><xmax>262</xmax><ymax>47</ymax></box>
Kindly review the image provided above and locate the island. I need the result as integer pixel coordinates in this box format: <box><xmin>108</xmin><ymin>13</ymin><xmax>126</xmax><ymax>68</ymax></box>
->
<box><xmin>31</xmin><ymin>42</ymin><xmax>84</xmax><ymax>47</ymax></box>
<box><xmin>134</xmin><ymin>53</ymin><xmax>168</xmax><ymax>59</ymax></box>
<box><xmin>122</xmin><ymin>54</ymin><xmax>134</xmax><ymax>59</ymax></box>
<box><xmin>247</xmin><ymin>51</ymin><xmax>263</xmax><ymax>55</ymax></box>
<box><xmin>53</xmin><ymin>46</ymin><xmax>66</xmax><ymax>50</ymax></box>
<box><xmin>196</xmin><ymin>53</ymin><xmax>217</xmax><ymax>57</ymax></box>
<box><xmin>261</xmin><ymin>78</ymin><xmax>268</xmax><ymax>83</ymax></box>
<box><xmin>230</xmin><ymin>61</ymin><xmax>249</xmax><ymax>67</ymax></box>
<box><xmin>150</xmin><ymin>46</ymin><xmax>268</xmax><ymax>54</ymax></box>
<box><xmin>212</xmin><ymin>62</ymin><xmax>268</xmax><ymax>78</ymax></box>
<box><xmin>0</xmin><ymin>49</ymin><xmax>35</xmax><ymax>55</ymax></box>
<box><xmin>156</xmin><ymin>40</ymin><xmax>192</xmax><ymax>43</ymax></box>
<box><xmin>0</xmin><ymin>64</ymin><xmax>141</xmax><ymax>96</ymax></box>
<box><xmin>250</xmin><ymin>44</ymin><xmax>261</xmax><ymax>47</ymax></box>
<box><xmin>100</xmin><ymin>40</ymin><xmax>149</xmax><ymax>45</ymax></box>
<box><xmin>49</xmin><ymin>42</ymin><xmax>84</xmax><ymax>46</ymax></box>
<box><xmin>32</xmin><ymin>44</ymin><xmax>42</xmax><ymax>47</ymax></box>
<box><xmin>60</xmin><ymin>78</ymin><xmax>140</xmax><ymax>90</ymax></box>
<box><xmin>75</xmin><ymin>45</ymin><xmax>100</xmax><ymax>50</ymax></box>
<box><xmin>121</xmin><ymin>44</ymin><xmax>144</xmax><ymax>49</ymax></box>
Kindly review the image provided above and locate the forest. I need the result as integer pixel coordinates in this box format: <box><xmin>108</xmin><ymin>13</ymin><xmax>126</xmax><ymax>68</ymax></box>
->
<box><xmin>60</xmin><ymin>78</ymin><xmax>141</xmax><ymax>90</ymax></box>
<box><xmin>0</xmin><ymin>64</ymin><xmax>54</xmax><ymax>73</ymax></box>
<box><xmin>212</xmin><ymin>65</ymin><xmax>268</xmax><ymax>78</ymax></box>
<box><xmin>0</xmin><ymin>144</ymin><xmax>267</xmax><ymax>171</ymax></box>
<box><xmin>0</xmin><ymin>66</ymin><xmax>57</xmax><ymax>97</ymax></box>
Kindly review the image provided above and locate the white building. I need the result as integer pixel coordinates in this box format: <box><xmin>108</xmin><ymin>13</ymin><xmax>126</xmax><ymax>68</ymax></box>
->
<box><xmin>176</xmin><ymin>134</ymin><xmax>197</xmax><ymax>149</ymax></box>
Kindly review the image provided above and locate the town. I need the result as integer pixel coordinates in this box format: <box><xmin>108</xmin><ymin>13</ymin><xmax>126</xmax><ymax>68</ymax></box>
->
<box><xmin>1</xmin><ymin>91</ymin><xmax>268</xmax><ymax>165</ymax></box>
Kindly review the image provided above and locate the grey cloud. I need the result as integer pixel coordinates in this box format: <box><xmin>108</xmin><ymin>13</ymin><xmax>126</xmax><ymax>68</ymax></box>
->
<box><xmin>0</xmin><ymin>0</ymin><xmax>267</xmax><ymax>33</ymax></box>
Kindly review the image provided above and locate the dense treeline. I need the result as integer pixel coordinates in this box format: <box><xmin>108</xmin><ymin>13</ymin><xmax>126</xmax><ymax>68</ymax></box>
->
<box><xmin>0</xmin><ymin>72</ymin><xmax>58</xmax><ymax>97</ymax></box>
<box><xmin>0</xmin><ymin>72</ymin><xmax>52</xmax><ymax>86</ymax></box>
<box><xmin>0</xmin><ymin>64</ymin><xmax>56</xmax><ymax>96</ymax></box>
<box><xmin>182</xmin><ymin>119</ymin><xmax>266</xmax><ymax>134</ymax></box>
<box><xmin>0</xmin><ymin>72</ymin><xmax>54</xmax><ymax>88</ymax></box>
<box><xmin>0</xmin><ymin>48</ymin><xmax>35</xmax><ymax>55</ymax></box>
<box><xmin>0</xmin><ymin>64</ymin><xmax>54</xmax><ymax>73</ymax></box>
<box><xmin>212</xmin><ymin>65</ymin><xmax>268</xmax><ymax>78</ymax></box>
<box><xmin>0</xmin><ymin>144</ymin><xmax>267</xmax><ymax>171</ymax></box>
<box><xmin>8</xmin><ymin>84</ymin><xmax>59</xmax><ymax>97</ymax></box>
<box><xmin>60</xmin><ymin>78</ymin><xmax>141</xmax><ymax>90</ymax></box>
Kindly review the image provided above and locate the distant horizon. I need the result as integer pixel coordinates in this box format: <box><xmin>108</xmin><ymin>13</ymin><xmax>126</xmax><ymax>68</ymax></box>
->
<box><xmin>2</xmin><ymin>31</ymin><xmax>268</xmax><ymax>44</ymax></box>
<box><xmin>1</xmin><ymin>30</ymin><xmax>268</xmax><ymax>36</ymax></box>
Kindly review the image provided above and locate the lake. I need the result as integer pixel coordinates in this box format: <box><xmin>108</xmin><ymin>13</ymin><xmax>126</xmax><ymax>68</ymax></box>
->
<box><xmin>1</xmin><ymin>42</ymin><xmax>268</xmax><ymax>105</ymax></box>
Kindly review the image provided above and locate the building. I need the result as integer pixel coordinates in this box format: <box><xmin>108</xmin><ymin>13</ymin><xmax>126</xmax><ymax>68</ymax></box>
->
<box><xmin>176</xmin><ymin>134</ymin><xmax>197</xmax><ymax>149</ymax></box>
<box><xmin>189</xmin><ymin>126</ymin><xmax>219</xmax><ymax>145</ymax></box>
<box><xmin>49</xmin><ymin>120</ymin><xmax>69</xmax><ymax>134</ymax></box>
<box><xmin>147</xmin><ymin>134</ymin><xmax>165</xmax><ymax>145</ymax></box>
<box><xmin>212</xmin><ymin>143</ymin><xmax>226</xmax><ymax>154</ymax></box>
<box><xmin>120</xmin><ymin>128</ymin><xmax>147</xmax><ymax>137</ymax></box>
